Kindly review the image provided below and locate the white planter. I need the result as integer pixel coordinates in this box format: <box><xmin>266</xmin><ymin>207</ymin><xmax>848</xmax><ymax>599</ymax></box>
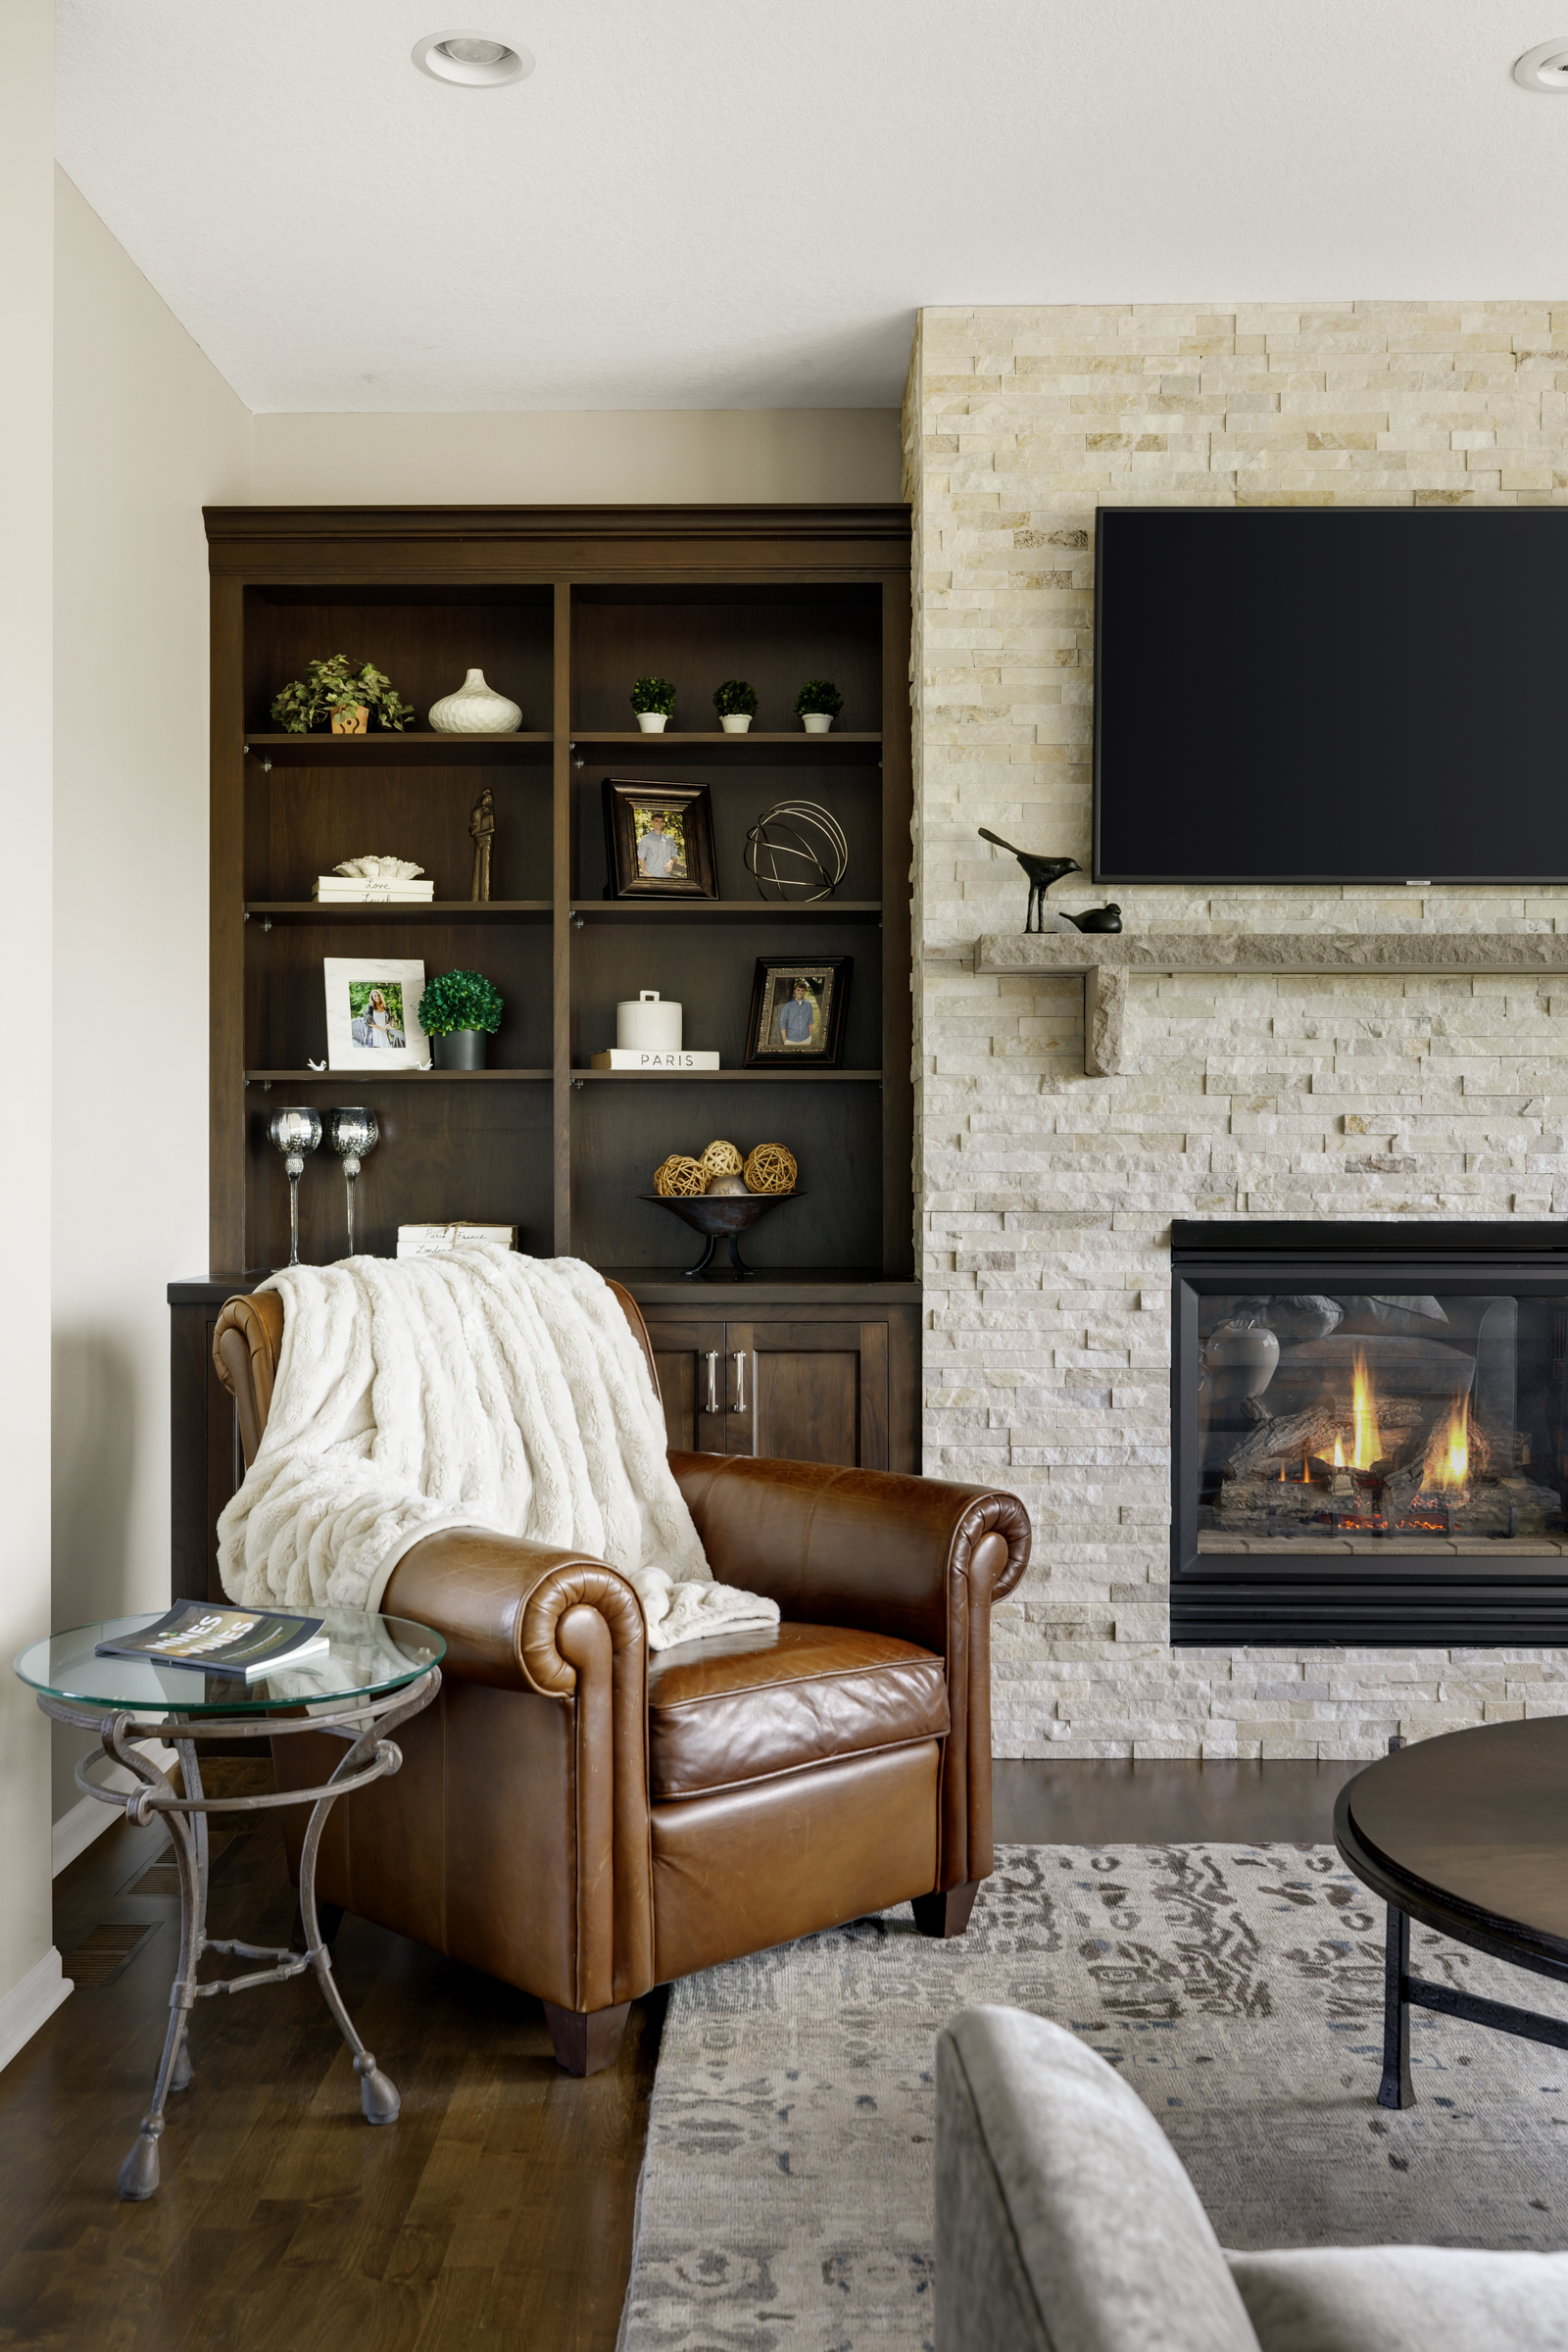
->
<box><xmin>801</xmin><ymin>712</ymin><xmax>834</xmax><ymax>734</ymax></box>
<box><xmin>616</xmin><ymin>990</ymin><xmax>683</xmax><ymax>1053</ymax></box>
<box><xmin>428</xmin><ymin>667</ymin><xmax>522</xmax><ymax>734</ymax></box>
<box><xmin>719</xmin><ymin>713</ymin><xmax>753</xmax><ymax>734</ymax></box>
<box><xmin>636</xmin><ymin>711</ymin><xmax>669</xmax><ymax>733</ymax></box>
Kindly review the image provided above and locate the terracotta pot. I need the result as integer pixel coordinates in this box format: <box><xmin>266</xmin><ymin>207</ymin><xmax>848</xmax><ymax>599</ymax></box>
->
<box><xmin>330</xmin><ymin>706</ymin><xmax>369</xmax><ymax>735</ymax></box>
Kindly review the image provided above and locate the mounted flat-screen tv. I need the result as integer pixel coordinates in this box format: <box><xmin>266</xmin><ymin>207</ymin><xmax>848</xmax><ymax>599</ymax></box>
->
<box><xmin>1093</xmin><ymin>507</ymin><xmax>1568</xmax><ymax>884</ymax></box>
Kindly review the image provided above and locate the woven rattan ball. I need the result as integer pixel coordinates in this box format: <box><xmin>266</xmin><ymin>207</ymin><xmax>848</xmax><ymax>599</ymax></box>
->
<box><xmin>743</xmin><ymin>1142</ymin><xmax>797</xmax><ymax>1195</ymax></box>
<box><xmin>698</xmin><ymin>1140</ymin><xmax>744</xmax><ymax>1181</ymax></box>
<box><xmin>654</xmin><ymin>1152</ymin><xmax>708</xmax><ymax>1199</ymax></box>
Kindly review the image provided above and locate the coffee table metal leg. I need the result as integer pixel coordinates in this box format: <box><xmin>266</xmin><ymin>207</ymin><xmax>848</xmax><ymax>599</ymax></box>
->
<box><xmin>1379</xmin><ymin>1900</ymin><xmax>1415</xmax><ymax>2110</ymax></box>
<box><xmin>293</xmin><ymin>1732</ymin><xmax>400</xmax><ymax>2126</ymax></box>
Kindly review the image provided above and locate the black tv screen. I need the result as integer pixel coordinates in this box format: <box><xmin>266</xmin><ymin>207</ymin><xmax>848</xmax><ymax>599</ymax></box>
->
<box><xmin>1093</xmin><ymin>507</ymin><xmax>1568</xmax><ymax>883</ymax></box>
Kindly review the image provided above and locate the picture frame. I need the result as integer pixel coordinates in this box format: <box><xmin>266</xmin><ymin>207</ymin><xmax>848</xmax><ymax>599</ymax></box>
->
<box><xmin>322</xmin><ymin>956</ymin><xmax>431</xmax><ymax>1070</ymax></box>
<box><xmin>602</xmin><ymin>779</ymin><xmax>718</xmax><ymax>900</ymax></box>
<box><xmin>744</xmin><ymin>955</ymin><xmax>854</xmax><ymax>1069</ymax></box>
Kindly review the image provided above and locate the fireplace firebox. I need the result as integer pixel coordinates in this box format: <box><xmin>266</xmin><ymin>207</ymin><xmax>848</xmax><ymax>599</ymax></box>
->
<box><xmin>1172</xmin><ymin>1222</ymin><xmax>1568</xmax><ymax>1646</ymax></box>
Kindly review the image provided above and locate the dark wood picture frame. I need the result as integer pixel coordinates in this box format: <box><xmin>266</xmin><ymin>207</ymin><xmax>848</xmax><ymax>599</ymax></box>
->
<box><xmin>602</xmin><ymin>779</ymin><xmax>717</xmax><ymax>900</ymax></box>
<box><xmin>744</xmin><ymin>954</ymin><xmax>854</xmax><ymax>1069</ymax></box>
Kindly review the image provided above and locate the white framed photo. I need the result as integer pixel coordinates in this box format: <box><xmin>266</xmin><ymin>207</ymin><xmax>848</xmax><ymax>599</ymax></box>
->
<box><xmin>323</xmin><ymin>957</ymin><xmax>431</xmax><ymax>1070</ymax></box>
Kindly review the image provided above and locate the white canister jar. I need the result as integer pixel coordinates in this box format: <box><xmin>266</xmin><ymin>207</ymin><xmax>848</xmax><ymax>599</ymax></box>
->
<box><xmin>616</xmin><ymin>990</ymin><xmax>682</xmax><ymax>1053</ymax></box>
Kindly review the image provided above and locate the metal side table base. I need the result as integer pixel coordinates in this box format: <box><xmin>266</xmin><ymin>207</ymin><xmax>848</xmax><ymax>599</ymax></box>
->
<box><xmin>44</xmin><ymin>1665</ymin><xmax>439</xmax><ymax>2202</ymax></box>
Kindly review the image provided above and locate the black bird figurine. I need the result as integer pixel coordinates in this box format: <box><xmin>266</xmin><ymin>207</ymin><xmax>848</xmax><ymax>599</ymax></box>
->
<box><xmin>978</xmin><ymin>829</ymin><xmax>1082</xmax><ymax>933</ymax></box>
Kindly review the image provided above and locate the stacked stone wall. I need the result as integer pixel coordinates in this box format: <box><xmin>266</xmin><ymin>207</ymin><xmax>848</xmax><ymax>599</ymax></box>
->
<box><xmin>904</xmin><ymin>302</ymin><xmax>1568</xmax><ymax>1755</ymax></box>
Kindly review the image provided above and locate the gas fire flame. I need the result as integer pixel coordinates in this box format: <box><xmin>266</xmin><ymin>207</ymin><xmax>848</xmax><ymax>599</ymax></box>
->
<box><xmin>1333</xmin><ymin>1435</ymin><xmax>1345</xmax><ymax>1468</ymax></box>
<box><xmin>1350</xmin><ymin>1348</ymin><xmax>1383</xmax><ymax>1471</ymax></box>
<box><xmin>1425</xmin><ymin>1397</ymin><xmax>1471</xmax><ymax>1492</ymax></box>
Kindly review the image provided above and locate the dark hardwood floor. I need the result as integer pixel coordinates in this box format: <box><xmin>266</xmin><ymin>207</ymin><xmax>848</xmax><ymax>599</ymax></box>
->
<box><xmin>0</xmin><ymin>1756</ymin><xmax>1364</xmax><ymax>2352</ymax></box>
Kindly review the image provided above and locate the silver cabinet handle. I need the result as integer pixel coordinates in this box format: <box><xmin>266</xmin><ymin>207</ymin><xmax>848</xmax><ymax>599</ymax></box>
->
<box><xmin>732</xmin><ymin>1350</ymin><xmax>747</xmax><ymax>1414</ymax></box>
<box><xmin>705</xmin><ymin>1351</ymin><xmax>718</xmax><ymax>1414</ymax></box>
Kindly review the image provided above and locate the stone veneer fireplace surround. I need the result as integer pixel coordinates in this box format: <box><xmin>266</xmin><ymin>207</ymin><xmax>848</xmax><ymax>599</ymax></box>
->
<box><xmin>906</xmin><ymin>298</ymin><xmax>1568</xmax><ymax>1758</ymax></box>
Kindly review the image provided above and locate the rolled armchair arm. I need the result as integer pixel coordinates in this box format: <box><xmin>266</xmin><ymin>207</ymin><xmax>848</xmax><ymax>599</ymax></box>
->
<box><xmin>383</xmin><ymin>1527</ymin><xmax>645</xmax><ymax>1699</ymax></box>
<box><xmin>668</xmin><ymin>1453</ymin><xmax>1030</xmax><ymax>1653</ymax></box>
<box><xmin>670</xmin><ymin>1453</ymin><xmax>1030</xmax><ymax>1897</ymax></box>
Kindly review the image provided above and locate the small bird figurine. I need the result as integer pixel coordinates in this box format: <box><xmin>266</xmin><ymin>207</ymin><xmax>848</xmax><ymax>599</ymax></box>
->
<box><xmin>977</xmin><ymin>829</ymin><xmax>1082</xmax><ymax>933</ymax></box>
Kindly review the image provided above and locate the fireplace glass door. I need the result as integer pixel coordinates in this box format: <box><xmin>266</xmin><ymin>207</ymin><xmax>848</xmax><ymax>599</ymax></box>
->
<box><xmin>1196</xmin><ymin>1288</ymin><xmax>1568</xmax><ymax>1554</ymax></box>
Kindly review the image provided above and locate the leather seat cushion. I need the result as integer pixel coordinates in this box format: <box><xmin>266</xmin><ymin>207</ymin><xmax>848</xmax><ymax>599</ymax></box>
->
<box><xmin>646</xmin><ymin>1620</ymin><xmax>949</xmax><ymax>1799</ymax></box>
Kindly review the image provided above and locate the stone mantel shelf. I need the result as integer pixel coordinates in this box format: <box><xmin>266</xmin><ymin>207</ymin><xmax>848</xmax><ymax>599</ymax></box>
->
<box><xmin>975</xmin><ymin>930</ymin><xmax>1568</xmax><ymax>1077</ymax></box>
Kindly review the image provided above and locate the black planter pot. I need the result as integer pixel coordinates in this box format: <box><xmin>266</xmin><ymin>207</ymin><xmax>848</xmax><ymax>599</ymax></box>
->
<box><xmin>432</xmin><ymin>1029</ymin><xmax>487</xmax><ymax>1070</ymax></box>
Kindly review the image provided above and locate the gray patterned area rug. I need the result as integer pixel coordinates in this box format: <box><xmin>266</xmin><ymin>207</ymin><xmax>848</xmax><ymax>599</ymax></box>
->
<box><xmin>619</xmin><ymin>1843</ymin><xmax>1568</xmax><ymax>2352</ymax></box>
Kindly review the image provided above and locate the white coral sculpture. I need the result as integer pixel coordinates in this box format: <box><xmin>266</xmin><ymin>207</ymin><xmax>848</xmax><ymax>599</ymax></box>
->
<box><xmin>332</xmin><ymin>856</ymin><xmax>426</xmax><ymax>880</ymax></box>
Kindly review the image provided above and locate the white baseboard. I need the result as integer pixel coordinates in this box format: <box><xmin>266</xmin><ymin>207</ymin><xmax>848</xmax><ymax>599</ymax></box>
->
<box><xmin>51</xmin><ymin>1740</ymin><xmax>179</xmax><ymax>1877</ymax></box>
<box><xmin>0</xmin><ymin>1947</ymin><xmax>73</xmax><ymax>2073</ymax></box>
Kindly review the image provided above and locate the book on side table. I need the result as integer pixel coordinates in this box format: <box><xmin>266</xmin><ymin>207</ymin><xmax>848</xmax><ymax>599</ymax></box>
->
<box><xmin>95</xmin><ymin>1602</ymin><xmax>329</xmax><ymax>1681</ymax></box>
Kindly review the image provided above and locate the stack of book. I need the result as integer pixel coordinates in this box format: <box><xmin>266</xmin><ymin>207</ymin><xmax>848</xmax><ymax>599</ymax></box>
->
<box><xmin>397</xmin><ymin>1222</ymin><xmax>518</xmax><ymax>1257</ymax></box>
<box><xmin>315</xmin><ymin>873</ymin><xmax>436</xmax><ymax>904</ymax></box>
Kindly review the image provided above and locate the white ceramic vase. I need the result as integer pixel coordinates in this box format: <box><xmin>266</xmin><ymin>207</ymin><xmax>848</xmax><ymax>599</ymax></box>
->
<box><xmin>428</xmin><ymin>668</ymin><xmax>521</xmax><ymax>734</ymax></box>
<box><xmin>719</xmin><ymin>713</ymin><xmax>753</xmax><ymax>734</ymax></box>
<box><xmin>636</xmin><ymin>711</ymin><xmax>669</xmax><ymax>733</ymax></box>
<box><xmin>801</xmin><ymin>712</ymin><xmax>834</xmax><ymax>734</ymax></box>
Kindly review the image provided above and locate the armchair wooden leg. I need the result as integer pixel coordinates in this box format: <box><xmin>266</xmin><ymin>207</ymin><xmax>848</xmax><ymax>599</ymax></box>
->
<box><xmin>542</xmin><ymin>1999</ymin><xmax>631</xmax><ymax>2076</ymax></box>
<box><xmin>911</xmin><ymin>1882</ymin><xmax>980</xmax><ymax>1939</ymax></box>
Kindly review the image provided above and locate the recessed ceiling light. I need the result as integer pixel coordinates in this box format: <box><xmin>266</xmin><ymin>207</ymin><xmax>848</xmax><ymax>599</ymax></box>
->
<box><xmin>413</xmin><ymin>30</ymin><xmax>534</xmax><ymax>87</ymax></box>
<box><xmin>1514</xmin><ymin>38</ymin><xmax>1568</xmax><ymax>90</ymax></box>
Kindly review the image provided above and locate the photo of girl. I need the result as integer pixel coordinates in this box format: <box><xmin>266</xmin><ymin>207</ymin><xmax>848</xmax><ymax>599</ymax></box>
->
<box><xmin>350</xmin><ymin>983</ymin><xmax>406</xmax><ymax>1050</ymax></box>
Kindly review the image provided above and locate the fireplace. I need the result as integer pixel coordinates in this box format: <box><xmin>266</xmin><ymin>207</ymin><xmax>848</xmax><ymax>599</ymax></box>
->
<box><xmin>1171</xmin><ymin>1222</ymin><xmax>1568</xmax><ymax>1646</ymax></box>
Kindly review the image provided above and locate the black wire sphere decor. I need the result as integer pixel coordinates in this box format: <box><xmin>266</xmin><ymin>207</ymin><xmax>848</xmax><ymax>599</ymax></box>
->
<box><xmin>743</xmin><ymin>800</ymin><xmax>849</xmax><ymax>904</ymax></box>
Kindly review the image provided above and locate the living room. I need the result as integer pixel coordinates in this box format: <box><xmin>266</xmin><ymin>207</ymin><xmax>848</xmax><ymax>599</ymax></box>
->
<box><xmin>6</xmin><ymin>6</ymin><xmax>1568</xmax><ymax>2348</ymax></box>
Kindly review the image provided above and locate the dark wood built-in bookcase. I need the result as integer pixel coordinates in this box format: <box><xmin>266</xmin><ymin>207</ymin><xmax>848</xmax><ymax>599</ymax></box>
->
<box><xmin>174</xmin><ymin>508</ymin><xmax>919</xmax><ymax>1596</ymax></box>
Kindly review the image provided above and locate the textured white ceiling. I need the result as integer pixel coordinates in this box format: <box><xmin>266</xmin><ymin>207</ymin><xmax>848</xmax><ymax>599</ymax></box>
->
<box><xmin>55</xmin><ymin>0</ymin><xmax>1568</xmax><ymax>414</ymax></box>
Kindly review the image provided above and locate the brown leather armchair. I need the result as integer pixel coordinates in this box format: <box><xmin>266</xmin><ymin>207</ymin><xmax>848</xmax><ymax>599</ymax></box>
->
<box><xmin>213</xmin><ymin>1281</ymin><xmax>1030</xmax><ymax>2073</ymax></box>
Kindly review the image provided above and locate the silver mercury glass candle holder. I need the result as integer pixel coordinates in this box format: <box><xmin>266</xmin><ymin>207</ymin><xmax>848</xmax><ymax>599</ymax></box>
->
<box><xmin>325</xmin><ymin>1105</ymin><xmax>379</xmax><ymax>1257</ymax></box>
<box><xmin>267</xmin><ymin>1104</ymin><xmax>322</xmax><ymax>1268</ymax></box>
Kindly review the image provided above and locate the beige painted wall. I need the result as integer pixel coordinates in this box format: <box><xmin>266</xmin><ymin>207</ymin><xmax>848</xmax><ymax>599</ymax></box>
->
<box><xmin>907</xmin><ymin>301</ymin><xmax>1568</xmax><ymax>1758</ymax></box>
<box><xmin>0</xmin><ymin>0</ymin><xmax>62</xmax><ymax>2062</ymax></box>
<box><xmin>253</xmin><ymin>408</ymin><xmax>902</xmax><ymax>506</ymax></box>
<box><xmin>51</xmin><ymin>170</ymin><xmax>253</xmax><ymax>1822</ymax></box>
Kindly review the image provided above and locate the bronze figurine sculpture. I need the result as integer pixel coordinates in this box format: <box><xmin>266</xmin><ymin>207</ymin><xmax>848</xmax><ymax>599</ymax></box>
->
<box><xmin>469</xmin><ymin>786</ymin><xmax>496</xmax><ymax>902</ymax></box>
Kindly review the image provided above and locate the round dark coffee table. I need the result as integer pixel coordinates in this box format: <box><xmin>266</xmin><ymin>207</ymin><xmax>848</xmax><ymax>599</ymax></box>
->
<box><xmin>1334</xmin><ymin>1717</ymin><xmax>1568</xmax><ymax>2109</ymax></box>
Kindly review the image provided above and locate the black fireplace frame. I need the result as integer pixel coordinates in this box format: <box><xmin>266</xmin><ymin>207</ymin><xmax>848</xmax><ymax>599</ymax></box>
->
<box><xmin>1171</xmin><ymin>1220</ymin><xmax>1568</xmax><ymax>1647</ymax></box>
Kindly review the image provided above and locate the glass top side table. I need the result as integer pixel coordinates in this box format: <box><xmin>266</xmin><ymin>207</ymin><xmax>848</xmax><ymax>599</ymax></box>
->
<box><xmin>16</xmin><ymin>1607</ymin><xmax>444</xmax><ymax>2201</ymax></box>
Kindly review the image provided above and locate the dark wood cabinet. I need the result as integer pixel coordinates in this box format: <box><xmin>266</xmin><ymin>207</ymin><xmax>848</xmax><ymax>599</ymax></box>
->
<box><xmin>176</xmin><ymin>507</ymin><xmax>920</xmax><ymax>1603</ymax></box>
<box><xmin>635</xmin><ymin>1279</ymin><xmax>917</xmax><ymax>1474</ymax></box>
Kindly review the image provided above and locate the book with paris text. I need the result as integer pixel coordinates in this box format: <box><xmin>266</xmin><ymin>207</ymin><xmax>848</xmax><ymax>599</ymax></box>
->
<box><xmin>94</xmin><ymin>1602</ymin><xmax>329</xmax><ymax>1681</ymax></box>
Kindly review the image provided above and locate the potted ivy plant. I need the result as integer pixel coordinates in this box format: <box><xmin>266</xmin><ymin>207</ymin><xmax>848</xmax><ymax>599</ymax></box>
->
<box><xmin>712</xmin><ymin>678</ymin><xmax>759</xmax><ymax>735</ymax></box>
<box><xmin>270</xmin><ymin>656</ymin><xmax>416</xmax><ymax>735</ymax></box>
<box><xmin>794</xmin><ymin>679</ymin><xmax>844</xmax><ymax>735</ymax></box>
<box><xmin>630</xmin><ymin>675</ymin><xmax>677</xmax><ymax>734</ymax></box>
<box><xmin>417</xmin><ymin>969</ymin><xmax>505</xmax><ymax>1070</ymax></box>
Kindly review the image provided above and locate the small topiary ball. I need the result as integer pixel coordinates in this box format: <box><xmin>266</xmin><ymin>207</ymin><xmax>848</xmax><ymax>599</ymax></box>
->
<box><xmin>654</xmin><ymin>1152</ymin><xmax>708</xmax><ymax>1198</ymax></box>
<box><xmin>743</xmin><ymin>1142</ymin><xmax>797</xmax><ymax>1195</ymax></box>
<box><xmin>698</xmin><ymin>1140</ymin><xmax>744</xmax><ymax>1180</ymax></box>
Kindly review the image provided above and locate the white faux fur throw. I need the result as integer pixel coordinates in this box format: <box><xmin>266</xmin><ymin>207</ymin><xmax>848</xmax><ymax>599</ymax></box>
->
<box><xmin>217</xmin><ymin>1249</ymin><xmax>779</xmax><ymax>1652</ymax></box>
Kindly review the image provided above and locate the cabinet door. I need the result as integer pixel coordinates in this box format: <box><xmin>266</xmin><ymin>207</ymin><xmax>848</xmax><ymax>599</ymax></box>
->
<box><xmin>642</xmin><ymin>1317</ymin><xmax>727</xmax><ymax>1454</ymax></box>
<box><xmin>722</xmin><ymin>1320</ymin><xmax>890</xmax><ymax>1471</ymax></box>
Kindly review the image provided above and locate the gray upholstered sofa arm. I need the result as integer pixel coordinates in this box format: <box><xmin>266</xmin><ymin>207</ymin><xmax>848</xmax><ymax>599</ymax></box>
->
<box><xmin>935</xmin><ymin>2007</ymin><xmax>1568</xmax><ymax>2352</ymax></box>
<box><xmin>935</xmin><ymin>2006</ymin><xmax>1258</xmax><ymax>2352</ymax></box>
